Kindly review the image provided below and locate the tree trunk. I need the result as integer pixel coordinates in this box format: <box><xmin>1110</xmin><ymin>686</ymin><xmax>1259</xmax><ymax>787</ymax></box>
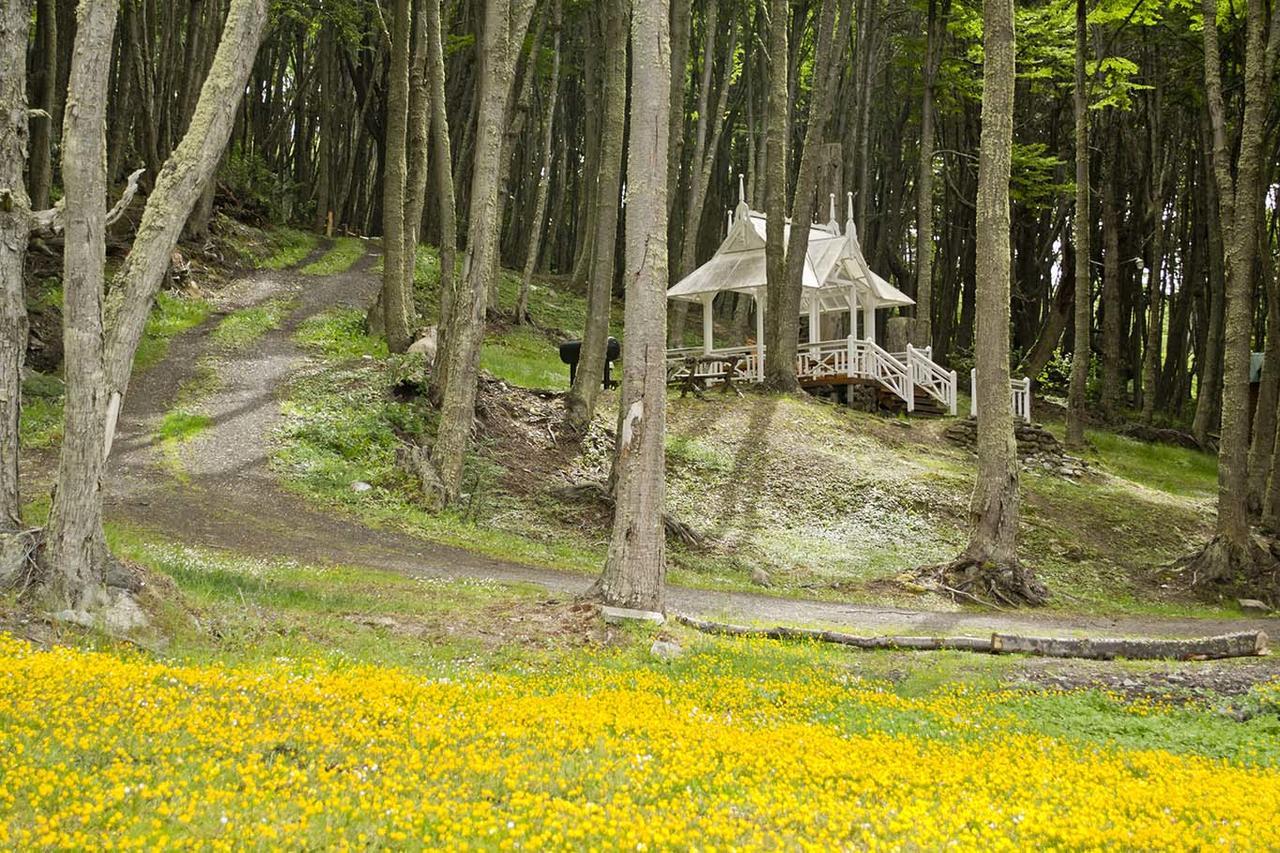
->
<box><xmin>45</xmin><ymin>0</ymin><xmax>120</xmax><ymax>610</ymax></box>
<box><xmin>775</xmin><ymin>0</ymin><xmax>845</xmax><ymax>391</ymax></box>
<box><xmin>596</xmin><ymin>0</ymin><xmax>670</xmax><ymax>612</ymax></box>
<box><xmin>403</xmin><ymin>0</ymin><xmax>432</xmax><ymax>297</ymax></box>
<box><xmin>377</xmin><ymin>0</ymin><xmax>414</xmax><ymax>353</ymax></box>
<box><xmin>1065</xmin><ymin>0</ymin><xmax>1090</xmax><ymax>449</ymax></box>
<box><xmin>426</xmin><ymin>0</ymin><xmax>459</xmax><ymax>404</ymax></box>
<box><xmin>945</xmin><ymin>0</ymin><xmax>1045</xmax><ymax>606</ymax></box>
<box><xmin>565</xmin><ymin>0</ymin><xmax>627</xmax><ymax>432</ymax></box>
<box><xmin>517</xmin><ymin>0</ymin><xmax>563</xmax><ymax>325</ymax></box>
<box><xmin>1193</xmin><ymin>121</ymin><xmax>1227</xmax><ymax>445</ymax></box>
<box><xmin>29</xmin><ymin>0</ymin><xmax>57</xmax><ymax>212</ymax></box>
<box><xmin>430</xmin><ymin>0</ymin><xmax>536</xmax><ymax>505</ymax></box>
<box><xmin>1186</xmin><ymin>0</ymin><xmax>1279</xmax><ymax>585</ymax></box>
<box><xmin>914</xmin><ymin>0</ymin><xmax>948</xmax><ymax>348</ymax></box>
<box><xmin>1248</xmin><ymin>202</ymin><xmax>1279</xmax><ymax>512</ymax></box>
<box><xmin>47</xmin><ymin>0</ymin><xmax>270</xmax><ymax>609</ymax></box>
<box><xmin>1099</xmin><ymin>132</ymin><xmax>1124</xmax><ymax>417</ymax></box>
<box><xmin>0</xmin><ymin>0</ymin><xmax>32</xmax><ymax>531</ymax></box>
<box><xmin>761</xmin><ymin>0</ymin><xmax>791</xmax><ymax>389</ymax></box>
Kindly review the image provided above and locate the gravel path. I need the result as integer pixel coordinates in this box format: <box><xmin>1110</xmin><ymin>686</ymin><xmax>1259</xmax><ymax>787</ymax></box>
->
<box><xmin>102</xmin><ymin>253</ymin><xmax>1280</xmax><ymax>641</ymax></box>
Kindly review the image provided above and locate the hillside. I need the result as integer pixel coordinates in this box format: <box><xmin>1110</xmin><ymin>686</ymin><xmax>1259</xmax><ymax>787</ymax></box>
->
<box><xmin>267</xmin><ymin>242</ymin><xmax>1226</xmax><ymax>618</ymax></box>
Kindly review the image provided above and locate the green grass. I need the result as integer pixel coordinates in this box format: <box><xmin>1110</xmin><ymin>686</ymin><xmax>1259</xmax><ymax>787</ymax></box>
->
<box><xmin>256</xmin><ymin>227</ymin><xmax>320</xmax><ymax>270</ymax></box>
<box><xmin>19</xmin><ymin>393</ymin><xmax>63</xmax><ymax>451</ymax></box>
<box><xmin>408</xmin><ymin>245</ymin><xmax>620</xmax><ymax>392</ymax></box>
<box><xmin>133</xmin><ymin>292</ymin><xmax>211</xmax><ymax>371</ymax></box>
<box><xmin>294</xmin><ymin>308</ymin><xmax>388</xmax><ymax>360</ymax></box>
<box><xmin>211</xmin><ymin>298</ymin><xmax>296</xmax><ymax>349</ymax></box>
<box><xmin>1085</xmin><ymin>429</ymin><xmax>1218</xmax><ymax>497</ymax></box>
<box><xmin>299</xmin><ymin>237</ymin><xmax>368</xmax><ymax>276</ymax></box>
<box><xmin>481</xmin><ymin>326</ymin><xmax>572</xmax><ymax>391</ymax></box>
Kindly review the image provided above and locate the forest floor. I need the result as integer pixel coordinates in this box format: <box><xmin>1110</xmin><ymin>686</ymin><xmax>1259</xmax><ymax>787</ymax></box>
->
<box><xmin>16</xmin><ymin>219</ymin><xmax>1280</xmax><ymax>638</ymax></box>
<box><xmin>6</xmin><ymin>221</ymin><xmax>1280</xmax><ymax>848</ymax></box>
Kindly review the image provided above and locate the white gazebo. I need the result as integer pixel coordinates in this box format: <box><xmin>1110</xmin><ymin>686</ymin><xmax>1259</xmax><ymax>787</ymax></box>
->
<box><xmin>665</xmin><ymin>183</ymin><xmax>966</xmax><ymax>416</ymax></box>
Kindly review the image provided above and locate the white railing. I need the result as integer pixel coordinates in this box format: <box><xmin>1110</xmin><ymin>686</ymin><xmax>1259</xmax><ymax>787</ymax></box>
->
<box><xmin>849</xmin><ymin>338</ymin><xmax>913</xmax><ymax>411</ymax></box>
<box><xmin>905</xmin><ymin>344</ymin><xmax>958</xmax><ymax>415</ymax></box>
<box><xmin>796</xmin><ymin>339</ymin><xmax>851</xmax><ymax>381</ymax></box>
<box><xmin>970</xmin><ymin>369</ymin><xmax>1033</xmax><ymax>423</ymax></box>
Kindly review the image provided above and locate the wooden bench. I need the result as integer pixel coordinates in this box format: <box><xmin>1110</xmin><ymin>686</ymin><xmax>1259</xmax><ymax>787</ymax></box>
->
<box><xmin>676</xmin><ymin>354</ymin><xmax>745</xmax><ymax>399</ymax></box>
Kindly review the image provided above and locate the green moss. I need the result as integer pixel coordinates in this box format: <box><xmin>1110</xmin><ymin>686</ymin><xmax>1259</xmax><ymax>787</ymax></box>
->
<box><xmin>480</xmin><ymin>327</ymin><xmax>571</xmax><ymax>391</ymax></box>
<box><xmin>294</xmin><ymin>309</ymin><xmax>388</xmax><ymax>360</ymax></box>
<box><xmin>212</xmin><ymin>298</ymin><xmax>295</xmax><ymax>349</ymax></box>
<box><xmin>134</xmin><ymin>292</ymin><xmax>211</xmax><ymax>371</ymax></box>
<box><xmin>299</xmin><ymin>237</ymin><xmax>368</xmax><ymax>276</ymax></box>
<box><xmin>257</xmin><ymin>228</ymin><xmax>320</xmax><ymax>270</ymax></box>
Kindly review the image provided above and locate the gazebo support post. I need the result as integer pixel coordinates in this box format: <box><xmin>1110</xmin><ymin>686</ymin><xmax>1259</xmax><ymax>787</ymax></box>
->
<box><xmin>702</xmin><ymin>293</ymin><xmax>714</xmax><ymax>355</ymax></box>
<box><xmin>754</xmin><ymin>290</ymin><xmax>766</xmax><ymax>381</ymax></box>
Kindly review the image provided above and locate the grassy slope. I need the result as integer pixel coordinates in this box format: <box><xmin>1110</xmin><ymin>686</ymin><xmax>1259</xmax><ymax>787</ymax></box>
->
<box><xmin>272</xmin><ymin>245</ymin><xmax>1227</xmax><ymax>618</ymax></box>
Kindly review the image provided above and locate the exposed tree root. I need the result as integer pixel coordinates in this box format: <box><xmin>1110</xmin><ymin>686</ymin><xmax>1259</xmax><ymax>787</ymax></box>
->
<box><xmin>1176</xmin><ymin>534</ymin><xmax>1280</xmax><ymax>607</ymax></box>
<box><xmin>913</xmin><ymin>556</ymin><xmax>1049</xmax><ymax>608</ymax></box>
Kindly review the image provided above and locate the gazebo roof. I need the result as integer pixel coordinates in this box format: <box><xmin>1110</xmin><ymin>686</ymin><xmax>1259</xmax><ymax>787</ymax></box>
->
<box><xmin>666</xmin><ymin>207</ymin><xmax>844</xmax><ymax>302</ymax></box>
<box><xmin>667</xmin><ymin>191</ymin><xmax>913</xmax><ymax>312</ymax></box>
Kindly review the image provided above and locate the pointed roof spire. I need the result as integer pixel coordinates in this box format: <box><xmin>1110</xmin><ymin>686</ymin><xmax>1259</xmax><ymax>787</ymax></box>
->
<box><xmin>734</xmin><ymin>173</ymin><xmax>751</xmax><ymax>220</ymax></box>
<box><xmin>845</xmin><ymin>191</ymin><xmax>858</xmax><ymax>239</ymax></box>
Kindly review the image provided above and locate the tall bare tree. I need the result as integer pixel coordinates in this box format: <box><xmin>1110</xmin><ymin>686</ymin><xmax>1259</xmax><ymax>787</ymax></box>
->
<box><xmin>761</xmin><ymin>0</ymin><xmax>790</xmax><ymax>389</ymax></box>
<box><xmin>596</xmin><ymin>0</ymin><xmax>671</xmax><ymax>611</ymax></box>
<box><xmin>1185</xmin><ymin>0</ymin><xmax>1280</xmax><ymax>589</ymax></box>
<box><xmin>565</xmin><ymin>0</ymin><xmax>628</xmax><ymax>432</ymax></box>
<box><xmin>516</xmin><ymin>0</ymin><xmax>564</xmax><ymax>325</ymax></box>
<box><xmin>377</xmin><ymin>0</ymin><xmax>415</xmax><ymax>353</ymax></box>
<box><xmin>915</xmin><ymin>0</ymin><xmax>950</xmax><ymax>348</ymax></box>
<box><xmin>939</xmin><ymin>0</ymin><xmax>1046</xmax><ymax>606</ymax></box>
<box><xmin>46</xmin><ymin>0</ymin><xmax>270</xmax><ymax>609</ymax></box>
<box><xmin>429</xmin><ymin>0</ymin><xmax>536</xmax><ymax>505</ymax></box>
<box><xmin>0</xmin><ymin>0</ymin><xmax>32</xmax><ymax>531</ymax></box>
<box><xmin>426</xmin><ymin>0</ymin><xmax>459</xmax><ymax>404</ymax></box>
<box><xmin>1065</xmin><ymin>0</ymin><xmax>1090</xmax><ymax>449</ymax></box>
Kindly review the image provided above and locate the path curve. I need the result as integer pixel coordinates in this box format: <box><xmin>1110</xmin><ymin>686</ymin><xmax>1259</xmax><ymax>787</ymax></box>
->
<box><xmin>104</xmin><ymin>254</ymin><xmax>1280</xmax><ymax>641</ymax></box>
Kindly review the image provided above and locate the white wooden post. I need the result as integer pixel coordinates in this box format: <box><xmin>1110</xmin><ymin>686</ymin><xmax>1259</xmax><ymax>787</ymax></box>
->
<box><xmin>808</xmin><ymin>301</ymin><xmax>820</xmax><ymax>350</ymax></box>
<box><xmin>754</xmin><ymin>290</ymin><xmax>766</xmax><ymax>380</ymax></box>
<box><xmin>863</xmin><ymin>301</ymin><xmax>876</xmax><ymax>345</ymax></box>
<box><xmin>702</xmin><ymin>293</ymin><xmax>714</xmax><ymax>355</ymax></box>
<box><xmin>949</xmin><ymin>370</ymin><xmax>958</xmax><ymax>416</ymax></box>
<box><xmin>970</xmin><ymin>368</ymin><xmax>977</xmax><ymax>417</ymax></box>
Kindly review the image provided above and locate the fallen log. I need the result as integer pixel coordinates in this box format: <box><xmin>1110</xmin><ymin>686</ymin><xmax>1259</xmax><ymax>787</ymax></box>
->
<box><xmin>672</xmin><ymin>614</ymin><xmax>1269</xmax><ymax>661</ymax></box>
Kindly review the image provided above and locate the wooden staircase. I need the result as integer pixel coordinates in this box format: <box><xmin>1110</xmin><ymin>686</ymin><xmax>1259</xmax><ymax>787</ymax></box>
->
<box><xmin>875</xmin><ymin>385</ymin><xmax>949</xmax><ymax>417</ymax></box>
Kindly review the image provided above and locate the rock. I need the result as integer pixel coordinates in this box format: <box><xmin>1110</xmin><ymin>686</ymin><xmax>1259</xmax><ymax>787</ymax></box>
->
<box><xmin>1238</xmin><ymin>598</ymin><xmax>1273</xmax><ymax>615</ymax></box>
<box><xmin>601</xmin><ymin>605</ymin><xmax>665</xmax><ymax>625</ymax></box>
<box><xmin>750</xmin><ymin>567</ymin><xmax>772</xmax><ymax>587</ymax></box>
<box><xmin>407</xmin><ymin>325</ymin><xmax>439</xmax><ymax>360</ymax></box>
<box><xmin>53</xmin><ymin>590</ymin><xmax>149</xmax><ymax>634</ymax></box>
<box><xmin>650</xmin><ymin>639</ymin><xmax>683</xmax><ymax>661</ymax></box>
<box><xmin>0</xmin><ymin>530</ymin><xmax>37</xmax><ymax>590</ymax></box>
<box><xmin>351</xmin><ymin>481</ymin><xmax>373</xmax><ymax>493</ymax></box>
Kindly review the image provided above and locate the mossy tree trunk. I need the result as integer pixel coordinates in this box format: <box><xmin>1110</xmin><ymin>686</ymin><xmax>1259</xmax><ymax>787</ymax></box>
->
<box><xmin>596</xmin><ymin>0</ymin><xmax>671</xmax><ymax>612</ymax></box>
<box><xmin>946</xmin><ymin>0</ymin><xmax>1046</xmax><ymax>607</ymax></box>
<box><xmin>0</xmin><ymin>0</ymin><xmax>32</xmax><ymax>531</ymax></box>
<box><xmin>430</xmin><ymin>0</ymin><xmax>536</xmax><ymax>505</ymax></box>
<box><xmin>565</xmin><ymin>0</ymin><xmax>627</xmax><ymax>433</ymax></box>
<box><xmin>1186</xmin><ymin>0</ymin><xmax>1280</xmax><ymax>589</ymax></box>
<box><xmin>1064</xmin><ymin>0</ymin><xmax>1090</xmax><ymax>449</ymax></box>
<box><xmin>516</xmin><ymin>0</ymin><xmax>563</xmax><ymax>326</ymax></box>
<box><xmin>426</xmin><ymin>0</ymin><xmax>459</xmax><ymax>405</ymax></box>
<box><xmin>377</xmin><ymin>0</ymin><xmax>414</xmax><ymax>354</ymax></box>
<box><xmin>46</xmin><ymin>0</ymin><xmax>270</xmax><ymax>610</ymax></box>
<box><xmin>761</xmin><ymin>0</ymin><xmax>791</xmax><ymax>390</ymax></box>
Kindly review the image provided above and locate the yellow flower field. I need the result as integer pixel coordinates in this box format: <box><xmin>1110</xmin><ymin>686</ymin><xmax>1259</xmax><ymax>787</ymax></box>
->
<box><xmin>1</xmin><ymin>632</ymin><xmax>1277</xmax><ymax>850</ymax></box>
